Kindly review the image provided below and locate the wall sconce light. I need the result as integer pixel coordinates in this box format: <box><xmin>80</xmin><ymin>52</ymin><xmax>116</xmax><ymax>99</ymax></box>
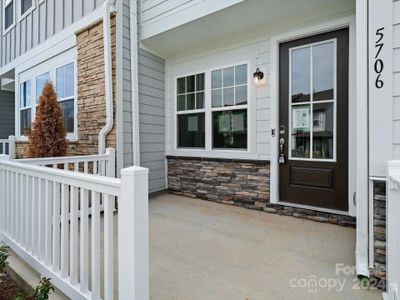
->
<box><xmin>253</xmin><ymin>68</ymin><xmax>264</xmax><ymax>84</ymax></box>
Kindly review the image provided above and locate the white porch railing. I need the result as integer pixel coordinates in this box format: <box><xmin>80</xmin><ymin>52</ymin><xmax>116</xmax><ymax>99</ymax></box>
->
<box><xmin>16</xmin><ymin>148</ymin><xmax>115</xmax><ymax>177</ymax></box>
<box><xmin>0</xmin><ymin>155</ymin><xmax>149</xmax><ymax>300</ymax></box>
<box><xmin>386</xmin><ymin>161</ymin><xmax>400</xmax><ymax>300</ymax></box>
<box><xmin>0</xmin><ymin>136</ymin><xmax>15</xmax><ymax>158</ymax></box>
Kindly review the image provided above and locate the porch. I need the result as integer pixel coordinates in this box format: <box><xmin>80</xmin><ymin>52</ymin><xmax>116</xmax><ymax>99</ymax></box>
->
<box><xmin>149</xmin><ymin>193</ymin><xmax>381</xmax><ymax>299</ymax></box>
<box><xmin>0</xmin><ymin>151</ymin><xmax>385</xmax><ymax>299</ymax></box>
<box><xmin>9</xmin><ymin>192</ymin><xmax>382</xmax><ymax>299</ymax></box>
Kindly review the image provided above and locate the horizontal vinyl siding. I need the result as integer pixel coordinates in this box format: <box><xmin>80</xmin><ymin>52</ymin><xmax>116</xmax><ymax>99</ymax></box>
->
<box><xmin>393</xmin><ymin>0</ymin><xmax>400</xmax><ymax>158</ymax></box>
<box><xmin>0</xmin><ymin>90</ymin><xmax>14</xmax><ymax>138</ymax></box>
<box><xmin>138</xmin><ymin>48</ymin><xmax>166</xmax><ymax>193</ymax></box>
<box><xmin>139</xmin><ymin>0</ymin><xmax>243</xmax><ymax>39</ymax></box>
<box><xmin>0</xmin><ymin>0</ymin><xmax>105</xmax><ymax>68</ymax></box>
<box><xmin>122</xmin><ymin>0</ymin><xmax>133</xmax><ymax>167</ymax></box>
<box><xmin>141</xmin><ymin>0</ymin><xmax>194</xmax><ymax>24</ymax></box>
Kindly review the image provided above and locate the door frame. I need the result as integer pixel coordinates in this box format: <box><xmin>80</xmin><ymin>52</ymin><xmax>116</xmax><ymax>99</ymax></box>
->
<box><xmin>270</xmin><ymin>15</ymin><xmax>357</xmax><ymax>216</ymax></box>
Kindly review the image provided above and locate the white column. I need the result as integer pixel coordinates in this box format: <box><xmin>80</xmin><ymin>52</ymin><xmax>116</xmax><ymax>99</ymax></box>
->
<box><xmin>119</xmin><ymin>166</ymin><xmax>149</xmax><ymax>300</ymax></box>
<box><xmin>106</xmin><ymin>148</ymin><xmax>116</xmax><ymax>178</ymax></box>
<box><xmin>8</xmin><ymin>136</ymin><xmax>15</xmax><ymax>159</ymax></box>
<box><xmin>387</xmin><ymin>161</ymin><xmax>400</xmax><ymax>300</ymax></box>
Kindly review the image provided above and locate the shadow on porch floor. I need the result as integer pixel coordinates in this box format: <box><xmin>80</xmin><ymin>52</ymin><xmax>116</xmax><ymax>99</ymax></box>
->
<box><xmin>149</xmin><ymin>193</ymin><xmax>381</xmax><ymax>300</ymax></box>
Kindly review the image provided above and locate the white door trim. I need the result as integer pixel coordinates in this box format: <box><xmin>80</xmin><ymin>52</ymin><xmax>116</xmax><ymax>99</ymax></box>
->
<box><xmin>269</xmin><ymin>15</ymin><xmax>357</xmax><ymax>215</ymax></box>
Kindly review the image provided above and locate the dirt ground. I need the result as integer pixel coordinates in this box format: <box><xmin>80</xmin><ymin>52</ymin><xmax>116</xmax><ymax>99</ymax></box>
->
<box><xmin>0</xmin><ymin>271</ymin><xmax>26</xmax><ymax>300</ymax></box>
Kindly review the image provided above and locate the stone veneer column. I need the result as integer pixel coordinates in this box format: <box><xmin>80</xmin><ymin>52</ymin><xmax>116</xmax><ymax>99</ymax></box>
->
<box><xmin>372</xmin><ymin>181</ymin><xmax>386</xmax><ymax>289</ymax></box>
<box><xmin>15</xmin><ymin>17</ymin><xmax>117</xmax><ymax>158</ymax></box>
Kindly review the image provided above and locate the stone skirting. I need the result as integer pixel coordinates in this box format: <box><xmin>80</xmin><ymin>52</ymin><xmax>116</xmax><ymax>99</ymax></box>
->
<box><xmin>372</xmin><ymin>181</ymin><xmax>386</xmax><ymax>288</ymax></box>
<box><xmin>167</xmin><ymin>156</ymin><xmax>356</xmax><ymax>227</ymax></box>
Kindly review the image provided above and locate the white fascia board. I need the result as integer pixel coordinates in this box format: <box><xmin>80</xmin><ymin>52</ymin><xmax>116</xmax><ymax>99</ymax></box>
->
<box><xmin>141</xmin><ymin>0</ymin><xmax>244</xmax><ymax>40</ymax></box>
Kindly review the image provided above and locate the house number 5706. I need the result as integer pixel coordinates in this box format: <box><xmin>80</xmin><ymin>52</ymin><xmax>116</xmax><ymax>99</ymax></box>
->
<box><xmin>374</xmin><ymin>27</ymin><xmax>384</xmax><ymax>89</ymax></box>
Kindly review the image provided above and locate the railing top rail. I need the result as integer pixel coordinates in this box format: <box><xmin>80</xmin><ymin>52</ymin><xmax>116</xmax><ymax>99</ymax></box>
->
<box><xmin>0</xmin><ymin>160</ymin><xmax>121</xmax><ymax>196</ymax></box>
<box><xmin>388</xmin><ymin>160</ymin><xmax>400</xmax><ymax>184</ymax></box>
<box><xmin>0</xmin><ymin>139</ymin><xmax>10</xmax><ymax>142</ymax></box>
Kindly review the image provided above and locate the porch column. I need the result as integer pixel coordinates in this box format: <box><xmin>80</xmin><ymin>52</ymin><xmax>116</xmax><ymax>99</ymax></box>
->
<box><xmin>118</xmin><ymin>166</ymin><xmax>149</xmax><ymax>300</ymax></box>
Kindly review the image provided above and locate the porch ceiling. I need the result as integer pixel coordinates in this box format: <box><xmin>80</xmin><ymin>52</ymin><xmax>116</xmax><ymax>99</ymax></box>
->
<box><xmin>141</xmin><ymin>0</ymin><xmax>355</xmax><ymax>60</ymax></box>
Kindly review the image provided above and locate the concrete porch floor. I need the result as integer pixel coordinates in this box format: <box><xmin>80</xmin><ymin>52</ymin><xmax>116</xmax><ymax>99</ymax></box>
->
<box><xmin>7</xmin><ymin>192</ymin><xmax>383</xmax><ymax>299</ymax></box>
<box><xmin>149</xmin><ymin>193</ymin><xmax>381</xmax><ymax>300</ymax></box>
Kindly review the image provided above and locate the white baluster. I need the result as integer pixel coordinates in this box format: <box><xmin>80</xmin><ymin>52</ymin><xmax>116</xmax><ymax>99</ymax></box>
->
<box><xmin>52</xmin><ymin>182</ymin><xmax>61</xmax><ymax>271</ymax></box>
<box><xmin>45</xmin><ymin>180</ymin><xmax>53</xmax><ymax>266</ymax></box>
<box><xmin>80</xmin><ymin>188</ymin><xmax>89</xmax><ymax>293</ymax></box>
<box><xmin>92</xmin><ymin>191</ymin><xmax>101</xmax><ymax>299</ymax></box>
<box><xmin>60</xmin><ymin>184</ymin><xmax>69</xmax><ymax>278</ymax></box>
<box><xmin>104</xmin><ymin>194</ymin><xmax>114</xmax><ymax>300</ymax></box>
<box><xmin>70</xmin><ymin>186</ymin><xmax>79</xmax><ymax>285</ymax></box>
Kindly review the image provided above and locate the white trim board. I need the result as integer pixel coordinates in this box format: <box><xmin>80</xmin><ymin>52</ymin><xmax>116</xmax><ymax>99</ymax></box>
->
<box><xmin>269</xmin><ymin>15</ymin><xmax>357</xmax><ymax>217</ymax></box>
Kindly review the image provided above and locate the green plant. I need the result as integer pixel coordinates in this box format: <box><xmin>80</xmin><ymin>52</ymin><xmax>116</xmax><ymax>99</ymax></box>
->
<box><xmin>13</xmin><ymin>294</ymin><xmax>25</xmax><ymax>300</ymax></box>
<box><xmin>0</xmin><ymin>245</ymin><xmax>10</xmax><ymax>271</ymax></box>
<box><xmin>33</xmin><ymin>277</ymin><xmax>54</xmax><ymax>300</ymax></box>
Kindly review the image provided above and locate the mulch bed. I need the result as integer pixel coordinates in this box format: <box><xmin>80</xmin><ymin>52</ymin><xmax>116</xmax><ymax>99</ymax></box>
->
<box><xmin>0</xmin><ymin>271</ymin><xmax>26</xmax><ymax>300</ymax></box>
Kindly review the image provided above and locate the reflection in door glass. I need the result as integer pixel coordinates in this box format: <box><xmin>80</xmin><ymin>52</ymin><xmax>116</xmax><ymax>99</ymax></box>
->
<box><xmin>291</xmin><ymin>105</ymin><xmax>310</xmax><ymax>158</ymax></box>
<box><xmin>291</xmin><ymin>47</ymin><xmax>311</xmax><ymax>103</ymax></box>
<box><xmin>313</xmin><ymin>42</ymin><xmax>334</xmax><ymax>101</ymax></box>
<box><xmin>313</xmin><ymin>102</ymin><xmax>334</xmax><ymax>159</ymax></box>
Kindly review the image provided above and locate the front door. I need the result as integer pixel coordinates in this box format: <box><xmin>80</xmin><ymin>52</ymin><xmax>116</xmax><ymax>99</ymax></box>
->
<box><xmin>279</xmin><ymin>29</ymin><xmax>349</xmax><ymax>211</ymax></box>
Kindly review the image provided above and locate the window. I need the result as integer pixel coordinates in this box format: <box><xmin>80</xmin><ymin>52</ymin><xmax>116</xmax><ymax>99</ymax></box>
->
<box><xmin>18</xmin><ymin>51</ymin><xmax>77</xmax><ymax>139</ymax></box>
<box><xmin>211</xmin><ymin>64</ymin><xmax>248</xmax><ymax>149</ymax></box>
<box><xmin>56</xmin><ymin>62</ymin><xmax>75</xmax><ymax>133</ymax></box>
<box><xmin>289</xmin><ymin>40</ymin><xmax>336</xmax><ymax>160</ymax></box>
<box><xmin>176</xmin><ymin>73</ymin><xmax>205</xmax><ymax>148</ymax></box>
<box><xmin>20</xmin><ymin>0</ymin><xmax>33</xmax><ymax>16</ymax></box>
<box><xmin>20</xmin><ymin>80</ymin><xmax>31</xmax><ymax>135</ymax></box>
<box><xmin>3</xmin><ymin>0</ymin><xmax>14</xmax><ymax>33</ymax></box>
<box><xmin>36</xmin><ymin>72</ymin><xmax>50</xmax><ymax>104</ymax></box>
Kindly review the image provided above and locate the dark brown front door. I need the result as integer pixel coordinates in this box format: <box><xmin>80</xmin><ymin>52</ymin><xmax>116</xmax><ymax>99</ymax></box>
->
<box><xmin>279</xmin><ymin>29</ymin><xmax>349</xmax><ymax>211</ymax></box>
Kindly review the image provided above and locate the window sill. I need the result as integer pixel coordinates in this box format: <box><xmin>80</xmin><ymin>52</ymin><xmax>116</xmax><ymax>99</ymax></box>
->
<box><xmin>18</xmin><ymin>6</ymin><xmax>35</xmax><ymax>22</ymax></box>
<box><xmin>17</xmin><ymin>133</ymin><xmax>78</xmax><ymax>143</ymax></box>
<box><xmin>167</xmin><ymin>149</ymin><xmax>262</xmax><ymax>161</ymax></box>
<box><xmin>2</xmin><ymin>23</ymin><xmax>15</xmax><ymax>36</ymax></box>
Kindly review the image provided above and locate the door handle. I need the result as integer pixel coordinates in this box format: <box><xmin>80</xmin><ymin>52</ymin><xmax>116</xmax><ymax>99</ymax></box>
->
<box><xmin>279</xmin><ymin>138</ymin><xmax>286</xmax><ymax>164</ymax></box>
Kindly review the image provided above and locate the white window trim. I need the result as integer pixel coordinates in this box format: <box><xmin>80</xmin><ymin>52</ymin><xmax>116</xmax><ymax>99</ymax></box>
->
<box><xmin>18</xmin><ymin>0</ymin><xmax>35</xmax><ymax>21</ymax></box>
<box><xmin>288</xmin><ymin>38</ymin><xmax>337</xmax><ymax>162</ymax></box>
<box><xmin>176</xmin><ymin>73</ymin><xmax>206</xmax><ymax>149</ymax></box>
<box><xmin>173</xmin><ymin>61</ymin><xmax>253</xmax><ymax>155</ymax></box>
<box><xmin>2</xmin><ymin>0</ymin><xmax>15</xmax><ymax>35</ymax></box>
<box><xmin>16</xmin><ymin>49</ymin><xmax>78</xmax><ymax>142</ymax></box>
<box><xmin>19</xmin><ymin>79</ymin><xmax>32</xmax><ymax>136</ymax></box>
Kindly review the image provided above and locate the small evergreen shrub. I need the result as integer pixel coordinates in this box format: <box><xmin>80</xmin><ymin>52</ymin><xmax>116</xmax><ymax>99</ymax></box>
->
<box><xmin>27</xmin><ymin>82</ymin><xmax>67</xmax><ymax>158</ymax></box>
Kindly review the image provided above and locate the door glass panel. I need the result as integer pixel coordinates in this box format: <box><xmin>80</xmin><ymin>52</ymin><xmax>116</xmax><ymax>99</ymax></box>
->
<box><xmin>291</xmin><ymin>47</ymin><xmax>311</xmax><ymax>103</ymax></box>
<box><xmin>313</xmin><ymin>102</ymin><xmax>334</xmax><ymax>159</ymax></box>
<box><xmin>313</xmin><ymin>42</ymin><xmax>334</xmax><ymax>101</ymax></box>
<box><xmin>291</xmin><ymin>104</ymin><xmax>310</xmax><ymax>158</ymax></box>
